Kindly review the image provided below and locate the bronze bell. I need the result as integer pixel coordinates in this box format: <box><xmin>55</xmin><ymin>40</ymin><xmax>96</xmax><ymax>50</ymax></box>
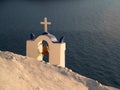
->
<box><xmin>42</xmin><ymin>45</ymin><xmax>49</xmax><ymax>55</ymax></box>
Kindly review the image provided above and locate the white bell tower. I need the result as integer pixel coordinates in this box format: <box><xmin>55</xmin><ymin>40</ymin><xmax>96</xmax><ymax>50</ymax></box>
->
<box><xmin>26</xmin><ymin>17</ymin><xmax>66</xmax><ymax>67</ymax></box>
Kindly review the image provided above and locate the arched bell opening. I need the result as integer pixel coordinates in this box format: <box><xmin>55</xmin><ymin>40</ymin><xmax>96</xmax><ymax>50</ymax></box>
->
<box><xmin>42</xmin><ymin>40</ymin><xmax>49</xmax><ymax>62</ymax></box>
<box><xmin>37</xmin><ymin>40</ymin><xmax>49</xmax><ymax>62</ymax></box>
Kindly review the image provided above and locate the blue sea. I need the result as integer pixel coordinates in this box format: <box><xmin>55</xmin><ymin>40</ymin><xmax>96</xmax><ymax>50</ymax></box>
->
<box><xmin>0</xmin><ymin>0</ymin><xmax>120</xmax><ymax>88</ymax></box>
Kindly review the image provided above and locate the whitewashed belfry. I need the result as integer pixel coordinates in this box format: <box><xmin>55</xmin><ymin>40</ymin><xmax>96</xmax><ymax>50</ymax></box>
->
<box><xmin>26</xmin><ymin>17</ymin><xmax>66</xmax><ymax>67</ymax></box>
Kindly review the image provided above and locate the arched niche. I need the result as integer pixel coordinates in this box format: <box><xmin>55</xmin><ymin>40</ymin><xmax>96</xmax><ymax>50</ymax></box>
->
<box><xmin>37</xmin><ymin>40</ymin><xmax>49</xmax><ymax>62</ymax></box>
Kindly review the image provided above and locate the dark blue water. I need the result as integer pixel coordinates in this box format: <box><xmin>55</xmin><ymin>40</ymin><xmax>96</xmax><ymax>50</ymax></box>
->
<box><xmin>0</xmin><ymin>0</ymin><xmax>120</xmax><ymax>88</ymax></box>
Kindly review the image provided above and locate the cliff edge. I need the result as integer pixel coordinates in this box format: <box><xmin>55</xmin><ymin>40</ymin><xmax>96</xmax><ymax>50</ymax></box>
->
<box><xmin>0</xmin><ymin>51</ymin><xmax>119</xmax><ymax>90</ymax></box>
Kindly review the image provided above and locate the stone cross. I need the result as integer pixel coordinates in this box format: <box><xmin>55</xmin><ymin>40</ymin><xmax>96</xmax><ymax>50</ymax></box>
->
<box><xmin>40</xmin><ymin>17</ymin><xmax>51</xmax><ymax>32</ymax></box>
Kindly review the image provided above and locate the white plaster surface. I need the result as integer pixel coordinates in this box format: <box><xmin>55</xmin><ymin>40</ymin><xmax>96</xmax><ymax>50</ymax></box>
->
<box><xmin>26</xmin><ymin>35</ymin><xmax>66</xmax><ymax>67</ymax></box>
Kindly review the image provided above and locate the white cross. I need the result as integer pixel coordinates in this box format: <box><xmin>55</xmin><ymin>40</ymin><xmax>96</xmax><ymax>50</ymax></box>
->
<box><xmin>40</xmin><ymin>17</ymin><xmax>51</xmax><ymax>32</ymax></box>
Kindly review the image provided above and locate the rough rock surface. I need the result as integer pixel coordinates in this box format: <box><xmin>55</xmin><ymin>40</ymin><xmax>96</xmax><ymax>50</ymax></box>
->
<box><xmin>0</xmin><ymin>51</ymin><xmax>119</xmax><ymax>90</ymax></box>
